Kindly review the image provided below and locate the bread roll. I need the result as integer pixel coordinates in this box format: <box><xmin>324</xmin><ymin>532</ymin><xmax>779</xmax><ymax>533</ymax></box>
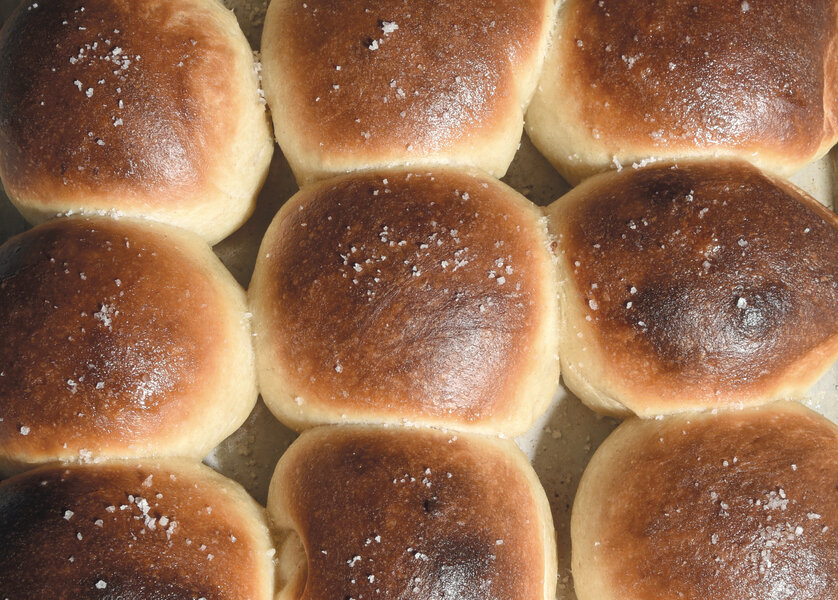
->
<box><xmin>572</xmin><ymin>402</ymin><xmax>838</xmax><ymax>600</ymax></box>
<box><xmin>260</xmin><ymin>0</ymin><xmax>555</xmax><ymax>185</ymax></box>
<box><xmin>526</xmin><ymin>0</ymin><xmax>838</xmax><ymax>184</ymax></box>
<box><xmin>0</xmin><ymin>459</ymin><xmax>275</xmax><ymax>599</ymax></box>
<box><xmin>268</xmin><ymin>425</ymin><xmax>556</xmax><ymax>600</ymax></box>
<box><xmin>249</xmin><ymin>168</ymin><xmax>560</xmax><ymax>435</ymax></box>
<box><xmin>0</xmin><ymin>0</ymin><xmax>273</xmax><ymax>244</ymax></box>
<box><xmin>547</xmin><ymin>161</ymin><xmax>838</xmax><ymax>417</ymax></box>
<box><xmin>0</xmin><ymin>216</ymin><xmax>257</xmax><ymax>475</ymax></box>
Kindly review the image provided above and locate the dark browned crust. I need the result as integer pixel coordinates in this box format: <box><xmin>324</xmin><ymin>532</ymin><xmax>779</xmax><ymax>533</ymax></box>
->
<box><xmin>0</xmin><ymin>0</ymin><xmax>238</xmax><ymax>203</ymax></box>
<box><xmin>268</xmin><ymin>0</ymin><xmax>547</xmax><ymax>153</ymax></box>
<box><xmin>0</xmin><ymin>461</ymin><xmax>265</xmax><ymax>599</ymax></box>
<box><xmin>558</xmin><ymin>161</ymin><xmax>838</xmax><ymax>401</ymax></box>
<box><xmin>589</xmin><ymin>406</ymin><xmax>838</xmax><ymax>599</ymax></box>
<box><xmin>277</xmin><ymin>427</ymin><xmax>546</xmax><ymax>600</ymax></box>
<box><xmin>0</xmin><ymin>217</ymin><xmax>224</xmax><ymax>457</ymax></box>
<box><xmin>260</xmin><ymin>170</ymin><xmax>548</xmax><ymax>422</ymax></box>
<box><xmin>562</xmin><ymin>0</ymin><xmax>836</xmax><ymax>156</ymax></box>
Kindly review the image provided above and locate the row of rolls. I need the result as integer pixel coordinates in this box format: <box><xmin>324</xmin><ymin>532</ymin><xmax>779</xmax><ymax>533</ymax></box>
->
<box><xmin>2</xmin><ymin>404</ymin><xmax>834</xmax><ymax>599</ymax></box>
<box><xmin>0</xmin><ymin>0</ymin><xmax>837</xmax><ymax>599</ymax></box>
<box><xmin>2</xmin><ymin>162</ymin><xmax>835</xmax><ymax>460</ymax></box>
<box><xmin>2</xmin><ymin>0</ymin><xmax>837</xmax><ymax>241</ymax></box>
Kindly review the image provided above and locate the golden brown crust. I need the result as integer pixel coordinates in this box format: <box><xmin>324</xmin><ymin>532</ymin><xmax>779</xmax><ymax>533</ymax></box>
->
<box><xmin>250</xmin><ymin>168</ymin><xmax>559</xmax><ymax>434</ymax></box>
<box><xmin>0</xmin><ymin>216</ymin><xmax>256</xmax><ymax>471</ymax></box>
<box><xmin>572</xmin><ymin>403</ymin><xmax>838</xmax><ymax>600</ymax></box>
<box><xmin>0</xmin><ymin>0</ymin><xmax>272</xmax><ymax>243</ymax></box>
<box><xmin>527</xmin><ymin>0</ymin><xmax>838</xmax><ymax>182</ymax></box>
<box><xmin>567</xmin><ymin>0</ymin><xmax>834</xmax><ymax>153</ymax></box>
<box><xmin>269</xmin><ymin>426</ymin><xmax>556</xmax><ymax>600</ymax></box>
<box><xmin>549</xmin><ymin>161</ymin><xmax>838</xmax><ymax>415</ymax></box>
<box><xmin>0</xmin><ymin>459</ymin><xmax>274</xmax><ymax>599</ymax></box>
<box><xmin>261</xmin><ymin>0</ymin><xmax>553</xmax><ymax>183</ymax></box>
<box><xmin>1</xmin><ymin>0</ymin><xmax>227</xmax><ymax>199</ymax></box>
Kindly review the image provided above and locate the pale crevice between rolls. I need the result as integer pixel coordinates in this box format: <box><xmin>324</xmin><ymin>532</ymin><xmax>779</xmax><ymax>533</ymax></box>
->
<box><xmin>274</xmin><ymin>529</ymin><xmax>308</xmax><ymax>600</ymax></box>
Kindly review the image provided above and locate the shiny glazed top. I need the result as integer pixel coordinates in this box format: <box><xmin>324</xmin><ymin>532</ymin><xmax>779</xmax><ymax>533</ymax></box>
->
<box><xmin>578</xmin><ymin>404</ymin><xmax>838</xmax><ymax>600</ymax></box>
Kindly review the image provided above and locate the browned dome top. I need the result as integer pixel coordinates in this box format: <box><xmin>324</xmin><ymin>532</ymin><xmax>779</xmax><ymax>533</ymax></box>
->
<box><xmin>276</xmin><ymin>427</ymin><xmax>548</xmax><ymax>600</ymax></box>
<box><xmin>0</xmin><ymin>461</ymin><xmax>268</xmax><ymax>599</ymax></box>
<box><xmin>0</xmin><ymin>217</ymin><xmax>228</xmax><ymax>459</ymax></box>
<box><xmin>258</xmin><ymin>169</ymin><xmax>552</xmax><ymax>423</ymax></box>
<box><xmin>560</xmin><ymin>0</ymin><xmax>837</xmax><ymax>155</ymax></box>
<box><xmin>584</xmin><ymin>406</ymin><xmax>838</xmax><ymax>600</ymax></box>
<box><xmin>555</xmin><ymin>161</ymin><xmax>838</xmax><ymax>402</ymax></box>
<box><xmin>267</xmin><ymin>0</ymin><xmax>549</xmax><ymax>154</ymax></box>
<box><xmin>0</xmin><ymin>0</ymin><xmax>240</xmax><ymax>203</ymax></box>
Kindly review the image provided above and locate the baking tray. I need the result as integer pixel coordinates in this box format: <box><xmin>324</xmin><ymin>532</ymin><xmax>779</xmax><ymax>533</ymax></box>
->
<box><xmin>0</xmin><ymin>1</ymin><xmax>835</xmax><ymax>598</ymax></box>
